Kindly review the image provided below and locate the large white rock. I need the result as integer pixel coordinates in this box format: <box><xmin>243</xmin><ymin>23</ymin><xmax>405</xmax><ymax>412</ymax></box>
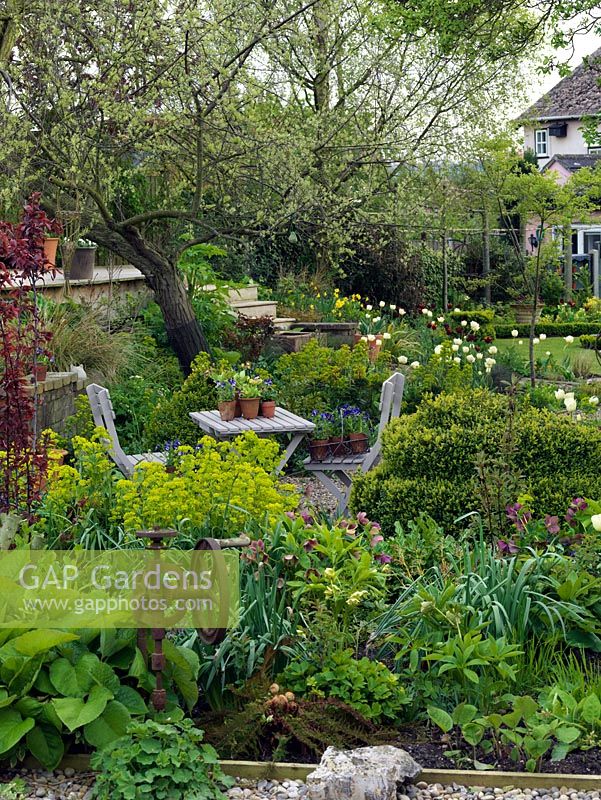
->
<box><xmin>306</xmin><ymin>745</ymin><xmax>422</xmax><ymax>800</ymax></box>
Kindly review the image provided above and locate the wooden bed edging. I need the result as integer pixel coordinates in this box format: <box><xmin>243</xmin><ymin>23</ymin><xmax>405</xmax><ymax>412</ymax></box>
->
<box><xmin>33</xmin><ymin>756</ymin><xmax>601</xmax><ymax>789</ymax></box>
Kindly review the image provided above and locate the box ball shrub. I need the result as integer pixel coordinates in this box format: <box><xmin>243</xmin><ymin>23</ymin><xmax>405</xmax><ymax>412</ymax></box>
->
<box><xmin>144</xmin><ymin>352</ymin><xmax>217</xmax><ymax>448</ymax></box>
<box><xmin>351</xmin><ymin>390</ymin><xmax>601</xmax><ymax>533</ymax></box>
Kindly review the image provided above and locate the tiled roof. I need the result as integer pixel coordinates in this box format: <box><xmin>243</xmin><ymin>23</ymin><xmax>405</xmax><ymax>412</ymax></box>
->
<box><xmin>519</xmin><ymin>48</ymin><xmax>601</xmax><ymax>121</ymax></box>
<box><xmin>544</xmin><ymin>153</ymin><xmax>601</xmax><ymax>172</ymax></box>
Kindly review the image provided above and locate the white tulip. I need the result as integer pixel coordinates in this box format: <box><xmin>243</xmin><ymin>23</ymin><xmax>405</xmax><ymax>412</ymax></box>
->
<box><xmin>366</xmin><ymin>304</ymin><xmax>373</xmax><ymax>311</ymax></box>
<box><xmin>462</xmin><ymin>346</ymin><xmax>470</xmax><ymax>353</ymax></box>
<box><xmin>434</xmin><ymin>344</ymin><xmax>443</xmax><ymax>355</ymax></box>
<box><xmin>485</xmin><ymin>357</ymin><xmax>496</xmax><ymax>368</ymax></box>
<box><xmin>460</xmin><ymin>320</ymin><xmax>468</xmax><ymax>327</ymax></box>
<box><xmin>454</xmin><ymin>307</ymin><xmax>461</xmax><ymax>313</ymax></box>
<box><xmin>554</xmin><ymin>388</ymin><xmax>566</xmax><ymax>401</ymax></box>
<box><xmin>427</xmin><ymin>309</ymin><xmax>433</xmax><ymax>318</ymax></box>
<box><xmin>367</xmin><ymin>334</ymin><xmax>376</xmax><ymax>342</ymax></box>
<box><xmin>466</xmin><ymin>354</ymin><xmax>476</xmax><ymax>364</ymax></box>
<box><xmin>533</xmin><ymin>337</ymin><xmax>540</xmax><ymax>345</ymax></box>
<box><xmin>539</xmin><ymin>333</ymin><xmax>547</xmax><ymax>340</ymax></box>
<box><xmin>488</xmin><ymin>346</ymin><xmax>497</xmax><ymax>355</ymax></box>
<box><xmin>453</xmin><ymin>357</ymin><xmax>461</xmax><ymax>365</ymax></box>
<box><xmin>410</xmin><ymin>361</ymin><xmax>420</xmax><ymax>368</ymax></box>
<box><xmin>518</xmin><ymin>340</ymin><xmax>523</xmax><ymax>345</ymax></box>
<box><xmin>453</xmin><ymin>338</ymin><xmax>462</xmax><ymax>345</ymax></box>
<box><xmin>591</xmin><ymin>514</ymin><xmax>601</xmax><ymax>531</ymax></box>
<box><xmin>383</xmin><ymin>331</ymin><xmax>391</xmax><ymax>340</ymax></box>
<box><xmin>451</xmin><ymin>344</ymin><xmax>460</xmax><ymax>352</ymax></box>
<box><xmin>564</xmin><ymin>397</ymin><xmax>577</xmax><ymax>412</ymax></box>
<box><xmin>470</xmin><ymin>321</ymin><xmax>480</xmax><ymax>331</ymax></box>
<box><xmin>421</xmin><ymin>308</ymin><xmax>429</xmax><ymax>315</ymax></box>
<box><xmin>390</xmin><ymin>304</ymin><xmax>397</xmax><ymax>311</ymax></box>
<box><xmin>373</xmin><ymin>316</ymin><xmax>381</xmax><ymax>323</ymax></box>
<box><xmin>398</xmin><ymin>355</ymin><xmax>408</xmax><ymax>364</ymax></box>
<box><xmin>476</xmin><ymin>352</ymin><xmax>483</xmax><ymax>360</ymax></box>
<box><xmin>511</xmin><ymin>329</ymin><xmax>519</xmax><ymax>337</ymax></box>
<box><xmin>360</xmin><ymin>336</ymin><xmax>368</xmax><ymax>342</ymax></box>
<box><xmin>564</xmin><ymin>335</ymin><xmax>574</xmax><ymax>344</ymax></box>
<box><xmin>379</xmin><ymin>300</ymin><xmax>386</xmax><ymax>307</ymax></box>
<box><xmin>565</xmin><ymin>392</ymin><xmax>575</xmax><ymax>401</ymax></box>
<box><xmin>545</xmin><ymin>351</ymin><xmax>551</xmax><ymax>356</ymax></box>
<box><xmin>589</xmin><ymin>396</ymin><xmax>599</xmax><ymax>406</ymax></box>
<box><xmin>399</xmin><ymin>308</ymin><xmax>406</xmax><ymax>316</ymax></box>
<box><xmin>437</xmin><ymin>316</ymin><xmax>445</xmax><ymax>323</ymax></box>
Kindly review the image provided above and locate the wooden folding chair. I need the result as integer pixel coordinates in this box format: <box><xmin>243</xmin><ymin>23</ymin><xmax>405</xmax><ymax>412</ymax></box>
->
<box><xmin>86</xmin><ymin>383</ymin><xmax>166</xmax><ymax>477</ymax></box>
<box><xmin>303</xmin><ymin>372</ymin><xmax>405</xmax><ymax>515</ymax></box>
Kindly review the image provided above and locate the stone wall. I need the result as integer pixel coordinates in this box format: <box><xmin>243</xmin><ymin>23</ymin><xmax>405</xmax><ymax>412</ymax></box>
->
<box><xmin>26</xmin><ymin>371</ymin><xmax>87</xmax><ymax>434</ymax></box>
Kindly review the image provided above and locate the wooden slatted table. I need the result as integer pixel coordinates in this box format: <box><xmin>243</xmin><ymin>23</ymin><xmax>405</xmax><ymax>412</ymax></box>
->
<box><xmin>189</xmin><ymin>407</ymin><xmax>315</xmax><ymax>472</ymax></box>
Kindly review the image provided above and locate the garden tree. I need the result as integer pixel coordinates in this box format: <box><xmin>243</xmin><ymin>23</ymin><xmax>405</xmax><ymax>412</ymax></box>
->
<box><xmin>503</xmin><ymin>165</ymin><xmax>601</xmax><ymax>386</ymax></box>
<box><xmin>0</xmin><ymin>0</ymin><xmax>595</xmax><ymax>369</ymax></box>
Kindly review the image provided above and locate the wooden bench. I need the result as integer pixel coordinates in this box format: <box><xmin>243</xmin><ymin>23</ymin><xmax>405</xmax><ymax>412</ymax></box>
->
<box><xmin>86</xmin><ymin>382</ymin><xmax>166</xmax><ymax>477</ymax></box>
<box><xmin>303</xmin><ymin>372</ymin><xmax>405</xmax><ymax>515</ymax></box>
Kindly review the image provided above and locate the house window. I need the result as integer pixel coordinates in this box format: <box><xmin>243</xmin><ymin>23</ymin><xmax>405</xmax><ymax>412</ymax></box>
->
<box><xmin>535</xmin><ymin>129</ymin><xmax>548</xmax><ymax>157</ymax></box>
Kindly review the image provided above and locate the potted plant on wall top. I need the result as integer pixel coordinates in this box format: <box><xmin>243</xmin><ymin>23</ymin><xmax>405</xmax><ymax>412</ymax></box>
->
<box><xmin>260</xmin><ymin>378</ymin><xmax>277</xmax><ymax>418</ymax></box>
<box><xmin>214</xmin><ymin>374</ymin><xmax>237</xmax><ymax>421</ymax></box>
<box><xmin>237</xmin><ymin>374</ymin><xmax>262</xmax><ymax>419</ymax></box>
<box><xmin>70</xmin><ymin>238</ymin><xmax>98</xmax><ymax>280</ymax></box>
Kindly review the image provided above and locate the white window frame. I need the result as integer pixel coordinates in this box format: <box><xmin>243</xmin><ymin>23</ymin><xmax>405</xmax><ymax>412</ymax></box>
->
<box><xmin>535</xmin><ymin>128</ymin><xmax>549</xmax><ymax>157</ymax></box>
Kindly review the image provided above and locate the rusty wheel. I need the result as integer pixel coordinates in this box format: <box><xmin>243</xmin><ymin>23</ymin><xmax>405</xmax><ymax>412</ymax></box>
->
<box><xmin>194</xmin><ymin>538</ymin><xmax>228</xmax><ymax>645</ymax></box>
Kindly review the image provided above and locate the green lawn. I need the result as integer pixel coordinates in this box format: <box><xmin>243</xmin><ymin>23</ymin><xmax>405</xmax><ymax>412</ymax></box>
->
<box><xmin>495</xmin><ymin>336</ymin><xmax>601</xmax><ymax>378</ymax></box>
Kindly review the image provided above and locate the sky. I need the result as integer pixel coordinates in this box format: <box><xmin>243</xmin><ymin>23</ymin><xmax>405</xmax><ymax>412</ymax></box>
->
<box><xmin>527</xmin><ymin>27</ymin><xmax>601</xmax><ymax>103</ymax></box>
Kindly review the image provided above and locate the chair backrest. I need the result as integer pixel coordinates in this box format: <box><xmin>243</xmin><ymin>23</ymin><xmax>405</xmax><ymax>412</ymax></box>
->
<box><xmin>361</xmin><ymin>372</ymin><xmax>405</xmax><ymax>472</ymax></box>
<box><xmin>86</xmin><ymin>383</ymin><xmax>132</xmax><ymax>476</ymax></box>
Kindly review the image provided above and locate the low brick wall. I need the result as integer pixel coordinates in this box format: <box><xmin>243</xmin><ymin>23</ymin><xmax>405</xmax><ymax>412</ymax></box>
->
<box><xmin>25</xmin><ymin>371</ymin><xmax>87</xmax><ymax>434</ymax></box>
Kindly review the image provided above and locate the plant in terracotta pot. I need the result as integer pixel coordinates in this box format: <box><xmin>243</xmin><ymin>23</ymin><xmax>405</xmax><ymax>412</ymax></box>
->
<box><xmin>32</xmin><ymin>348</ymin><xmax>53</xmax><ymax>382</ymax></box>
<box><xmin>328</xmin><ymin>411</ymin><xmax>348</xmax><ymax>457</ymax></box>
<box><xmin>259</xmin><ymin>378</ymin><xmax>277</xmax><ymax>418</ymax></box>
<box><xmin>237</xmin><ymin>374</ymin><xmax>262</xmax><ymax>419</ymax></box>
<box><xmin>163</xmin><ymin>439</ymin><xmax>181</xmax><ymax>473</ymax></box>
<box><xmin>309</xmin><ymin>411</ymin><xmax>334</xmax><ymax>461</ymax></box>
<box><xmin>214</xmin><ymin>373</ymin><xmax>238</xmax><ymax>421</ymax></box>
<box><xmin>43</xmin><ymin>237</ymin><xmax>60</xmax><ymax>267</ymax></box>
<box><xmin>342</xmin><ymin>405</ymin><xmax>370</xmax><ymax>454</ymax></box>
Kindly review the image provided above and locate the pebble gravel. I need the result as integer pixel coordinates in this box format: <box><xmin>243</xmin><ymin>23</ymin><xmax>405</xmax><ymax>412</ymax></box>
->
<box><xmin>2</xmin><ymin>772</ymin><xmax>599</xmax><ymax>800</ymax></box>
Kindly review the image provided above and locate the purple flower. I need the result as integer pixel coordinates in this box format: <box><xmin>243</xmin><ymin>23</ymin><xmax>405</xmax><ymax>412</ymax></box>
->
<box><xmin>285</xmin><ymin>511</ymin><xmax>296</xmax><ymax>520</ymax></box>
<box><xmin>544</xmin><ymin>515</ymin><xmax>560</xmax><ymax>535</ymax></box>
<box><xmin>357</xmin><ymin>512</ymin><xmax>369</xmax><ymax>526</ymax></box>
<box><xmin>303</xmin><ymin>538</ymin><xmax>318</xmax><ymax>551</ymax></box>
<box><xmin>371</xmin><ymin>534</ymin><xmax>384</xmax><ymax>547</ymax></box>
<box><xmin>375</xmin><ymin>553</ymin><xmax>392</xmax><ymax>564</ymax></box>
<box><xmin>301</xmin><ymin>511</ymin><xmax>314</xmax><ymax>526</ymax></box>
<box><xmin>497</xmin><ymin>539</ymin><xmax>519</xmax><ymax>555</ymax></box>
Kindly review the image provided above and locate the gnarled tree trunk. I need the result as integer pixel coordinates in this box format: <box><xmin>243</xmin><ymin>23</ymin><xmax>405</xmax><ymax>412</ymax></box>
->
<box><xmin>89</xmin><ymin>222</ymin><xmax>209</xmax><ymax>374</ymax></box>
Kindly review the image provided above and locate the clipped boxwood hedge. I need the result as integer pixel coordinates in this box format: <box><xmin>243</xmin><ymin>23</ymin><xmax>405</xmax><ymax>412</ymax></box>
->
<box><xmin>494</xmin><ymin>322</ymin><xmax>601</xmax><ymax>339</ymax></box>
<box><xmin>350</xmin><ymin>389</ymin><xmax>601</xmax><ymax>533</ymax></box>
<box><xmin>580</xmin><ymin>334</ymin><xmax>601</xmax><ymax>350</ymax></box>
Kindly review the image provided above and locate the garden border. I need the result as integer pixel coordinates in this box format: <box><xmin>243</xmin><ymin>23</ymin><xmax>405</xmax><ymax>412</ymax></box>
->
<box><xmin>22</xmin><ymin>756</ymin><xmax>601</xmax><ymax>789</ymax></box>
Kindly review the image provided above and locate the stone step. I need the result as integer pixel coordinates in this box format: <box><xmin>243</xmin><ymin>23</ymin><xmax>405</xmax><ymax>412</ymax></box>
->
<box><xmin>230</xmin><ymin>299</ymin><xmax>277</xmax><ymax>318</ymax></box>
<box><xmin>201</xmin><ymin>283</ymin><xmax>259</xmax><ymax>302</ymax></box>
<box><xmin>273</xmin><ymin>317</ymin><xmax>298</xmax><ymax>330</ymax></box>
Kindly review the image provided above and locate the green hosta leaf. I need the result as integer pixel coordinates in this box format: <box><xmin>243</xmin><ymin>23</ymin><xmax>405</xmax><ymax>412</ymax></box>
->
<box><xmin>15</xmin><ymin>697</ymin><xmax>44</xmax><ymax>718</ymax></box>
<box><xmin>0</xmin><ymin>689</ymin><xmax>15</xmax><ymax>710</ymax></box>
<box><xmin>5</xmin><ymin>630</ymin><xmax>77</xmax><ymax>657</ymax></box>
<box><xmin>461</xmin><ymin>722</ymin><xmax>485</xmax><ymax>746</ymax></box>
<box><xmin>3</xmin><ymin>654</ymin><xmax>43</xmax><ymax>695</ymax></box>
<box><xmin>555</xmin><ymin>726</ymin><xmax>581</xmax><ymax>744</ymax></box>
<box><xmin>52</xmin><ymin>685</ymin><xmax>113</xmax><ymax>732</ymax></box>
<box><xmin>0</xmin><ymin>708</ymin><xmax>34</xmax><ymax>755</ymax></box>
<box><xmin>513</xmin><ymin>695</ymin><xmax>538</xmax><ymax>722</ymax></box>
<box><xmin>84</xmin><ymin>701</ymin><xmax>131</xmax><ymax>748</ymax></box>
<box><xmin>580</xmin><ymin>693</ymin><xmax>601</xmax><ymax>724</ymax></box>
<box><xmin>26</xmin><ymin>723</ymin><xmax>64</xmax><ymax>770</ymax></box>
<box><xmin>452</xmin><ymin>703</ymin><xmax>477</xmax><ymax>726</ymax></box>
<box><xmin>427</xmin><ymin>706</ymin><xmax>453</xmax><ymax>733</ymax></box>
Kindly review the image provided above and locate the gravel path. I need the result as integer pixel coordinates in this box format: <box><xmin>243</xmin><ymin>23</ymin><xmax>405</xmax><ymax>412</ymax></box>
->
<box><xmin>2</xmin><ymin>772</ymin><xmax>599</xmax><ymax>799</ymax></box>
<box><xmin>287</xmin><ymin>475</ymin><xmax>342</xmax><ymax>515</ymax></box>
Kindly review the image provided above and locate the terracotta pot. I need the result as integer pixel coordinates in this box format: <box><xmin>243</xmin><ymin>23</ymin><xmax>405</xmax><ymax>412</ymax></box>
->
<box><xmin>43</xmin><ymin>238</ymin><xmax>59</xmax><ymax>267</ymax></box>
<box><xmin>353</xmin><ymin>332</ymin><xmax>363</xmax><ymax>345</ymax></box>
<box><xmin>239</xmin><ymin>397</ymin><xmax>260</xmax><ymax>420</ymax></box>
<box><xmin>348</xmin><ymin>432</ymin><xmax>369</xmax><ymax>454</ymax></box>
<box><xmin>309</xmin><ymin>439</ymin><xmax>330</xmax><ymax>462</ymax></box>
<box><xmin>368</xmin><ymin>336</ymin><xmax>383</xmax><ymax>362</ymax></box>
<box><xmin>70</xmin><ymin>247</ymin><xmax>96</xmax><ymax>280</ymax></box>
<box><xmin>49</xmin><ymin>448</ymin><xmax>68</xmax><ymax>466</ymax></box>
<box><xmin>234</xmin><ymin>393</ymin><xmax>242</xmax><ymax>417</ymax></box>
<box><xmin>260</xmin><ymin>399</ymin><xmax>276</xmax><ymax>418</ymax></box>
<box><xmin>218</xmin><ymin>400</ymin><xmax>237</xmax><ymax>421</ymax></box>
<box><xmin>32</xmin><ymin>364</ymin><xmax>47</xmax><ymax>382</ymax></box>
<box><xmin>328</xmin><ymin>435</ymin><xmax>347</xmax><ymax>457</ymax></box>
